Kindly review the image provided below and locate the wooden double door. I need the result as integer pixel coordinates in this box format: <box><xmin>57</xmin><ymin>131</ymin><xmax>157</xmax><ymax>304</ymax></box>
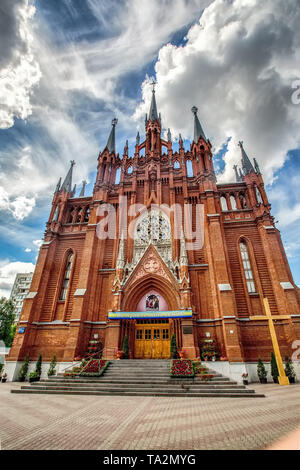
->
<box><xmin>134</xmin><ymin>319</ymin><xmax>170</xmax><ymax>359</ymax></box>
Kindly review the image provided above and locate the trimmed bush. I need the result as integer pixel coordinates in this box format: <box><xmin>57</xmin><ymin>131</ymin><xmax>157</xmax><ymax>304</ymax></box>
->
<box><xmin>18</xmin><ymin>356</ymin><xmax>29</xmax><ymax>382</ymax></box>
<box><xmin>285</xmin><ymin>356</ymin><xmax>296</xmax><ymax>381</ymax></box>
<box><xmin>47</xmin><ymin>355</ymin><xmax>57</xmax><ymax>377</ymax></box>
<box><xmin>122</xmin><ymin>335</ymin><xmax>129</xmax><ymax>359</ymax></box>
<box><xmin>170</xmin><ymin>333</ymin><xmax>177</xmax><ymax>359</ymax></box>
<box><xmin>257</xmin><ymin>357</ymin><xmax>267</xmax><ymax>382</ymax></box>
<box><xmin>270</xmin><ymin>352</ymin><xmax>279</xmax><ymax>383</ymax></box>
<box><xmin>35</xmin><ymin>354</ymin><xmax>42</xmax><ymax>378</ymax></box>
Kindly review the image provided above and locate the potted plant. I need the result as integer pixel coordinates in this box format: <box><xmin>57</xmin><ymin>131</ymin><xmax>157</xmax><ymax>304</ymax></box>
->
<box><xmin>18</xmin><ymin>356</ymin><xmax>30</xmax><ymax>382</ymax></box>
<box><xmin>257</xmin><ymin>357</ymin><xmax>267</xmax><ymax>383</ymax></box>
<box><xmin>116</xmin><ymin>349</ymin><xmax>124</xmax><ymax>360</ymax></box>
<box><xmin>178</xmin><ymin>348</ymin><xmax>186</xmax><ymax>360</ymax></box>
<box><xmin>29</xmin><ymin>354</ymin><xmax>42</xmax><ymax>383</ymax></box>
<box><xmin>47</xmin><ymin>354</ymin><xmax>57</xmax><ymax>377</ymax></box>
<box><xmin>285</xmin><ymin>356</ymin><xmax>296</xmax><ymax>384</ymax></box>
<box><xmin>29</xmin><ymin>371</ymin><xmax>40</xmax><ymax>383</ymax></box>
<box><xmin>271</xmin><ymin>352</ymin><xmax>279</xmax><ymax>383</ymax></box>
<box><xmin>242</xmin><ymin>372</ymin><xmax>248</xmax><ymax>385</ymax></box>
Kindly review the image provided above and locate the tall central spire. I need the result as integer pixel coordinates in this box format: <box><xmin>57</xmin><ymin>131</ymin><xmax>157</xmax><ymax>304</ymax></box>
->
<box><xmin>149</xmin><ymin>81</ymin><xmax>159</xmax><ymax>122</ymax></box>
<box><xmin>191</xmin><ymin>106</ymin><xmax>206</xmax><ymax>143</ymax></box>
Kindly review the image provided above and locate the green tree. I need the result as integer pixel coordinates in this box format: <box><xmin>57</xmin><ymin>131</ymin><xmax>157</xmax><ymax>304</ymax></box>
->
<box><xmin>122</xmin><ymin>335</ymin><xmax>129</xmax><ymax>359</ymax></box>
<box><xmin>0</xmin><ymin>298</ymin><xmax>16</xmax><ymax>347</ymax></box>
<box><xmin>48</xmin><ymin>355</ymin><xmax>57</xmax><ymax>377</ymax></box>
<box><xmin>257</xmin><ymin>357</ymin><xmax>267</xmax><ymax>381</ymax></box>
<box><xmin>284</xmin><ymin>356</ymin><xmax>296</xmax><ymax>381</ymax></box>
<box><xmin>35</xmin><ymin>354</ymin><xmax>42</xmax><ymax>378</ymax></box>
<box><xmin>270</xmin><ymin>351</ymin><xmax>279</xmax><ymax>383</ymax></box>
<box><xmin>170</xmin><ymin>333</ymin><xmax>177</xmax><ymax>359</ymax></box>
<box><xmin>18</xmin><ymin>356</ymin><xmax>30</xmax><ymax>382</ymax></box>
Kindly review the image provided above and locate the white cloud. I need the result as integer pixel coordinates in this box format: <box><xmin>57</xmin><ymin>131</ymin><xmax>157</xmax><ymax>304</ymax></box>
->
<box><xmin>10</xmin><ymin>195</ymin><xmax>36</xmax><ymax>220</ymax></box>
<box><xmin>0</xmin><ymin>0</ymin><xmax>41</xmax><ymax>129</ymax></box>
<box><xmin>0</xmin><ymin>260</ymin><xmax>35</xmax><ymax>298</ymax></box>
<box><xmin>33</xmin><ymin>239</ymin><xmax>43</xmax><ymax>249</ymax></box>
<box><xmin>25</xmin><ymin>248</ymin><xmax>31</xmax><ymax>252</ymax></box>
<box><xmin>135</xmin><ymin>0</ymin><xmax>300</xmax><ymax>184</ymax></box>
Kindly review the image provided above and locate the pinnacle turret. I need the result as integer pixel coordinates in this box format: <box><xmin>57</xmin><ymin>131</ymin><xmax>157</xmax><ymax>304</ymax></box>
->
<box><xmin>61</xmin><ymin>160</ymin><xmax>75</xmax><ymax>193</ymax></box>
<box><xmin>238</xmin><ymin>141</ymin><xmax>255</xmax><ymax>175</ymax></box>
<box><xmin>191</xmin><ymin>106</ymin><xmax>206</xmax><ymax>143</ymax></box>
<box><xmin>106</xmin><ymin>118</ymin><xmax>118</xmax><ymax>154</ymax></box>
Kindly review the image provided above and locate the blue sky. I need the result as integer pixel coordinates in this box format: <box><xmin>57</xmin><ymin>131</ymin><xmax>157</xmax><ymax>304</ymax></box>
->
<box><xmin>0</xmin><ymin>0</ymin><xmax>300</xmax><ymax>296</ymax></box>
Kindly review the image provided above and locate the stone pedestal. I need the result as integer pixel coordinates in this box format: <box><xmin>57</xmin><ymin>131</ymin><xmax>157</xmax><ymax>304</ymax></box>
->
<box><xmin>181</xmin><ymin>319</ymin><xmax>198</xmax><ymax>359</ymax></box>
<box><xmin>102</xmin><ymin>321</ymin><xmax>121</xmax><ymax>359</ymax></box>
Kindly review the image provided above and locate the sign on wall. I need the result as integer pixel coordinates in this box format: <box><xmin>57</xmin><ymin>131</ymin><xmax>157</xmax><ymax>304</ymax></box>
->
<box><xmin>108</xmin><ymin>310</ymin><xmax>192</xmax><ymax>320</ymax></box>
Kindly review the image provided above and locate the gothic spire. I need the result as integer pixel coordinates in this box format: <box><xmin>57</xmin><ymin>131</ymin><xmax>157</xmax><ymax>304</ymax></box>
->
<box><xmin>191</xmin><ymin>106</ymin><xmax>206</xmax><ymax>143</ymax></box>
<box><xmin>233</xmin><ymin>165</ymin><xmax>242</xmax><ymax>183</ymax></box>
<box><xmin>167</xmin><ymin>128</ymin><xmax>172</xmax><ymax>142</ymax></box>
<box><xmin>238</xmin><ymin>141</ymin><xmax>255</xmax><ymax>175</ymax></box>
<box><xmin>106</xmin><ymin>118</ymin><xmax>118</xmax><ymax>153</ymax></box>
<box><xmin>79</xmin><ymin>180</ymin><xmax>87</xmax><ymax>197</ymax></box>
<box><xmin>253</xmin><ymin>158</ymin><xmax>261</xmax><ymax>174</ymax></box>
<box><xmin>55</xmin><ymin>177</ymin><xmax>62</xmax><ymax>193</ymax></box>
<box><xmin>149</xmin><ymin>82</ymin><xmax>159</xmax><ymax>122</ymax></box>
<box><xmin>61</xmin><ymin>160</ymin><xmax>75</xmax><ymax>193</ymax></box>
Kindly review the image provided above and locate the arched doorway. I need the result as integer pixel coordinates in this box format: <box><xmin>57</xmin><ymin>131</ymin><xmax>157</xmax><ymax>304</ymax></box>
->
<box><xmin>122</xmin><ymin>275</ymin><xmax>181</xmax><ymax>359</ymax></box>
<box><xmin>135</xmin><ymin>290</ymin><xmax>170</xmax><ymax>359</ymax></box>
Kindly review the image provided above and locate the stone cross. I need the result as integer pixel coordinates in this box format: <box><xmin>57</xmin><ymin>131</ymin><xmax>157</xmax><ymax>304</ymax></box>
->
<box><xmin>251</xmin><ymin>298</ymin><xmax>290</xmax><ymax>385</ymax></box>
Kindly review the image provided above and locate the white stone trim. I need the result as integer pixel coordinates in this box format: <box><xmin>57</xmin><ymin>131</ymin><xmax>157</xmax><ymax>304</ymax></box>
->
<box><xmin>280</xmin><ymin>282</ymin><xmax>294</xmax><ymax>290</ymax></box>
<box><xmin>26</xmin><ymin>292</ymin><xmax>37</xmax><ymax>299</ymax></box>
<box><xmin>218</xmin><ymin>283</ymin><xmax>232</xmax><ymax>291</ymax></box>
<box><xmin>74</xmin><ymin>288</ymin><xmax>87</xmax><ymax>296</ymax></box>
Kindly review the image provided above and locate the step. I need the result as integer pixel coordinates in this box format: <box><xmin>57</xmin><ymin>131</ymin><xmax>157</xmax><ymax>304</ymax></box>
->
<box><xmin>22</xmin><ymin>386</ymin><xmax>255</xmax><ymax>395</ymax></box>
<box><xmin>11</xmin><ymin>389</ymin><xmax>265</xmax><ymax>398</ymax></box>
<box><xmin>30</xmin><ymin>382</ymin><xmax>247</xmax><ymax>391</ymax></box>
<box><xmin>45</xmin><ymin>378</ymin><xmax>237</xmax><ymax>385</ymax></box>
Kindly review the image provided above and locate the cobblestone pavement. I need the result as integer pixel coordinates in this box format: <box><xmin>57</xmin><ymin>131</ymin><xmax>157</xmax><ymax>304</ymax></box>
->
<box><xmin>1</xmin><ymin>382</ymin><xmax>300</xmax><ymax>450</ymax></box>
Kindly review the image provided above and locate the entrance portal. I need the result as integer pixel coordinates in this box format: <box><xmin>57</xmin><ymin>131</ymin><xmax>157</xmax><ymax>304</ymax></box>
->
<box><xmin>134</xmin><ymin>319</ymin><xmax>170</xmax><ymax>359</ymax></box>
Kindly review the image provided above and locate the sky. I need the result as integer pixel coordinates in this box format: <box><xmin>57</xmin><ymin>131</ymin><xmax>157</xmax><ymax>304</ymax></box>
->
<box><xmin>0</xmin><ymin>0</ymin><xmax>299</xmax><ymax>297</ymax></box>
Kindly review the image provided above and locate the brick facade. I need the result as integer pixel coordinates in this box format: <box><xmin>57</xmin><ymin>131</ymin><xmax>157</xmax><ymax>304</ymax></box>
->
<box><xmin>7</xmin><ymin>94</ymin><xmax>300</xmax><ymax>366</ymax></box>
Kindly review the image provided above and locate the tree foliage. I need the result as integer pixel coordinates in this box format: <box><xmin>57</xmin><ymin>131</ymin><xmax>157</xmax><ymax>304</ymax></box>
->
<box><xmin>0</xmin><ymin>297</ymin><xmax>16</xmax><ymax>347</ymax></box>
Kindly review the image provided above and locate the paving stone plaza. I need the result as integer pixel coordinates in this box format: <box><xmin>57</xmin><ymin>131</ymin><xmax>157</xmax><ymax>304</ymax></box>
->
<box><xmin>1</xmin><ymin>382</ymin><xmax>300</xmax><ymax>450</ymax></box>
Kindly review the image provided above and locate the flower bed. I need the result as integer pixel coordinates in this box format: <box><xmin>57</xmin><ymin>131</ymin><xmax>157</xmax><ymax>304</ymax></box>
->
<box><xmin>64</xmin><ymin>360</ymin><xmax>109</xmax><ymax>377</ymax></box>
<box><xmin>170</xmin><ymin>359</ymin><xmax>194</xmax><ymax>377</ymax></box>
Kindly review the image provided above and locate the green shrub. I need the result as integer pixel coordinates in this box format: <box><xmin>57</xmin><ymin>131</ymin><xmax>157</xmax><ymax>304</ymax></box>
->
<box><xmin>0</xmin><ymin>363</ymin><xmax>4</xmax><ymax>375</ymax></box>
<box><xmin>270</xmin><ymin>352</ymin><xmax>279</xmax><ymax>381</ymax></box>
<box><xmin>122</xmin><ymin>335</ymin><xmax>129</xmax><ymax>359</ymax></box>
<box><xmin>284</xmin><ymin>356</ymin><xmax>296</xmax><ymax>379</ymax></box>
<box><xmin>47</xmin><ymin>355</ymin><xmax>57</xmax><ymax>377</ymax></box>
<box><xmin>170</xmin><ymin>334</ymin><xmax>177</xmax><ymax>359</ymax></box>
<box><xmin>35</xmin><ymin>354</ymin><xmax>42</xmax><ymax>378</ymax></box>
<box><xmin>257</xmin><ymin>357</ymin><xmax>267</xmax><ymax>380</ymax></box>
<box><xmin>18</xmin><ymin>356</ymin><xmax>29</xmax><ymax>382</ymax></box>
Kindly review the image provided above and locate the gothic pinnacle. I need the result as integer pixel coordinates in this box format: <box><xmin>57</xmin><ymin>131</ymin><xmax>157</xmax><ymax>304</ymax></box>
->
<box><xmin>238</xmin><ymin>141</ymin><xmax>255</xmax><ymax>175</ymax></box>
<box><xmin>106</xmin><ymin>118</ymin><xmax>118</xmax><ymax>154</ymax></box>
<box><xmin>191</xmin><ymin>106</ymin><xmax>206</xmax><ymax>143</ymax></box>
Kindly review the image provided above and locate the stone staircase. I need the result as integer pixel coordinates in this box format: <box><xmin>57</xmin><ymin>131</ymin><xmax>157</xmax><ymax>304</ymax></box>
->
<box><xmin>11</xmin><ymin>360</ymin><xmax>265</xmax><ymax>397</ymax></box>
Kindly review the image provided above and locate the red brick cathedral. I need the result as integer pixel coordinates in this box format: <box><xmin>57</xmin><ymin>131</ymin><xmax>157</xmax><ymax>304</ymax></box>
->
<box><xmin>7</xmin><ymin>89</ymin><xmax>300</xmax><ymax>379</ymax></box>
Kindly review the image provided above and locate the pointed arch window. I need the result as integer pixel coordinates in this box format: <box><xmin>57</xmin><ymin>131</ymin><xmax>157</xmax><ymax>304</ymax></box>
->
<box><xmin>127</xmin><ymin>165</ymin><xmax>133</xmax><ymax>175</ymax></box>
<box><xmin>220</xmin><ymin>196</ymin><xmax>228</xmax><ymax>211</ymax></box>
<box><xmin>255</xmin><ymin>186</ymin><xmax>263</xmax><ymax>204</ymax></box>
<box><xmin>230</xmin><ymin>195</ymin><xmax>237</xmax><ymax>210</ymax></box>
<box><xmin>174</xmin><ymin>160</ymin><xmax>180</xmax><ymax>170</ymax></box>
<box><xmin>240</xmin><ymin>241</ymin><xmax>256</xmax><ymax>293</ymax></box>
<box><xmin>186</xmin><ymin>159</ymin><xmax>193</xmax><ymax>177</ymax></box>
<box><xmin>59</xmin><ymin>252</ymin><xmax>74</xmax><ymax>301</ymax></box>
<box><xmin>115</xmin><ymin>167</ymin><xmax>121</xmax><ymax>184</ymax></box>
